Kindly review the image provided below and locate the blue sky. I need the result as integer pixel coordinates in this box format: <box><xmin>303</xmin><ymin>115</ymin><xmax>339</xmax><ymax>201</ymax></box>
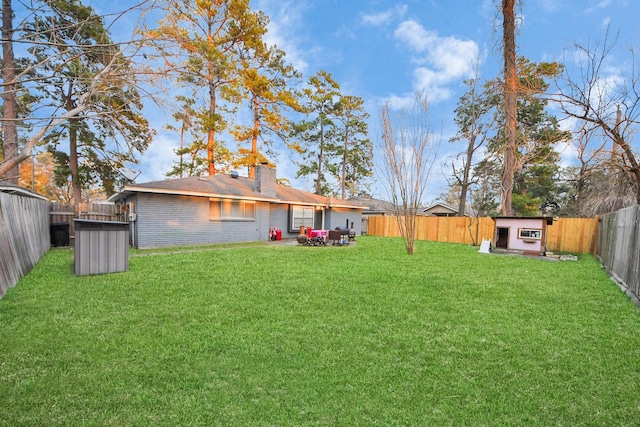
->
<box><xmin>103</xmin><ymin>0</ymin><xmax>638</xmax><ymax>201</ymax></box>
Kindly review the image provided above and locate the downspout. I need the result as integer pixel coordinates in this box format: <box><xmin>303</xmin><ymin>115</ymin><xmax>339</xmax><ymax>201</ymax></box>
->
<box><xmin>324</xmin><ymin>196</ymin><xmax>331</xmax><ymax>229</ymax></box>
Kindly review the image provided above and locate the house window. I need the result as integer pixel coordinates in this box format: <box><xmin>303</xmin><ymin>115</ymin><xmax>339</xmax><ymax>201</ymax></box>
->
<box><xmin>209</xmin><ymin>199</ymin><xmax>255</xmax><ymax>221</ymax></box>
<box><xmin>290</xmin><ymin>205</ymin><xmax>314</xmax><ymax>231</ymax></box>
<box><xmin>518</xmin><ymin>228</ymin><xmax>542</xmax><ymax>240</ymax></box>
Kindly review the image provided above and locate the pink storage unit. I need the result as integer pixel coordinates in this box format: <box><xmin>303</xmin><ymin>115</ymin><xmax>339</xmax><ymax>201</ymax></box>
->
<box><xmin>493</xmin><ymin>217</ymin><xmax>553</xmax><ymax>254</ymax></box>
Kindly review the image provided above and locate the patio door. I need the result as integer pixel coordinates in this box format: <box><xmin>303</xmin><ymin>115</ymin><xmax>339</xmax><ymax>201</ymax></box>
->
<box><xmin>314</xmin><ymin>209</ymin><xmax>324</xmax><ymax>230</ymax></box>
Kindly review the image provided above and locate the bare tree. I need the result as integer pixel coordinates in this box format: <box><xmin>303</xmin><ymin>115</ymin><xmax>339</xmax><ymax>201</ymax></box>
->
<box><xmin>555</xmin><ymin>30</ymin><xmax>640</xmax><ymax>205</ymax></box>
<box><xmin>448</xmin><ymin>66</ymin><xmax>494</xmax><ymax>217</ymax></box>
<box><xmin>0</xmin><ymin>1</ymin><xmax>156</xmax><ymax>185</ymax></box>
<box><xmin>379</xmin><ymin>93</ymin><xmax>438</xmax><ymax>255</ymax></box>
<box><xmin>566</xmin><ymin>123</ymin><xmax>635</xmax><ymax>216</ymax></box>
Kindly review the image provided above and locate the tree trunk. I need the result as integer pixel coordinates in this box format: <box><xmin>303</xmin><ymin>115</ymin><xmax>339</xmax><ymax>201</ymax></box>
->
<box><xmin>207</xmin><ymin>84</ymin><xmax>217</xmax><ymax>176</ymax></box>
<box><xmin>613</xmin><ymin>109</ymin><xmax>640</xmax><ymax>204</ymax></box>
<box><xmin>458</xmin><ymin>183</ymin><xmax>468</xmax><ymax>218</ymax></box>
<box><xmin>69</xmin><ymin>119</ymin><xmax>82</xmax><ymax>216</ymax></box>
<box><xmin>457</xmin><ymin>134</ymin><xmax>476</xmax><ymax>216</ymax></box>
<box><xmin>179</xmin><ymin>122</ymin><xmax>185</xmax><ymax>178</ymax></box>
<box><xmin>207</xmin><ymin>50</ymin><xmax>217</xmax><ymax>176</ymax></box>
<box><xmin>613</xmin><ymin>134</ymin><xmax>640</xmax><ymax>205</ymax></box>
<box><xmin>576</xmin><ymin>162</ymin><xmax>587</xmax><ymax>214</ymax></box>
<box><xmin>1</xmin><ymin>0</ymin><xmax>19</xmax><ymax>184</ymax></box>
<box><xmin>317</xmin><ymin>113</ymin><xmax>324</xmax><ymax>195</ymax></box>
<box><xmin>249</xmin><ymin>95</ymin><xmax>259</xmax><ymax>179</ymax></box>
<box><xmin>501</xmin><ymin>0</ymin><xmax>517</xmax><ymax>216</ymax></box>
<box><xmin>341</xmin><ymin>121</ymin><xmax>349</xmax><ymax>199</ymax></box>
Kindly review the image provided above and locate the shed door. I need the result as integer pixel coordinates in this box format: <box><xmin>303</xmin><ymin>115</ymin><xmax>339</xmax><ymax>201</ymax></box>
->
<box><xmin>496</xmin><ymin>227</ymin><xmax>509</xmax><ymax>249</ymax></box>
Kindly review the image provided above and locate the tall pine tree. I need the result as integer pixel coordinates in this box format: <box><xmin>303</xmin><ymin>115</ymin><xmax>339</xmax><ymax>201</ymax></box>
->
<box><xmin>291</xmin><ymin>70</ymin><xmax>341</xmax><ymax>195</ymax></box>
<box><xmin>147</xmin><ymin>0</ymin><xmax>267</xmax><ymax>176</ymax></box>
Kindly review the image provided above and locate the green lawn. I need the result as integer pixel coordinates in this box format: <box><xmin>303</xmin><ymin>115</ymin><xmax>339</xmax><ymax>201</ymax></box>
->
<box><xmin>1</xmin><ymin>236</ymin><xmax>640</xmax><ymax>426</ymax></box>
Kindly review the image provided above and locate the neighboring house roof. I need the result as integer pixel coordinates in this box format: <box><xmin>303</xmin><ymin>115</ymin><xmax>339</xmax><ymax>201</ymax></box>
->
<box><xmin>421</xmin><ymin>202</ymin><xmax>466</xmax><ymax>216</ymax></box>
<box><xmin>0</xmin><ymin>181</ymin><xmax>49</xmax><ymax>201</ymax></box>
<box><xmin>422</xmin><ymin>202</ymin><xmax>457</xmax><ymax>213</ymax></box>
<box><xmin>108</xmin><ymin>173</ymin><xmax>364</xmax><ymax>210</ymax></box>
<box><xmin>348</xmin><ymin>195</ymin><xmax>397</xmax><ymax>214</ymax></box>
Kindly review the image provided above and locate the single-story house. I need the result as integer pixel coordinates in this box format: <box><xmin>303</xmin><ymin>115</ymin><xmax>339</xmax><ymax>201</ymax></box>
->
<box><xmin>492</xmin><ymin>216</ymin><xmax>554</xmax><ymax>255</ymax></box>
<box><xmin>108</xmin><ymin>165</ymin><xmax>365</xmax><ymax>249</ymax></box>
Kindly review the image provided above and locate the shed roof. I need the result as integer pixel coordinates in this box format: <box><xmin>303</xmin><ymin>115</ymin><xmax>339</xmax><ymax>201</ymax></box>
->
<box><xmin>492</xmin><ymin>216</ymin><xmax>554</xmax><ymax>225</ymax></box>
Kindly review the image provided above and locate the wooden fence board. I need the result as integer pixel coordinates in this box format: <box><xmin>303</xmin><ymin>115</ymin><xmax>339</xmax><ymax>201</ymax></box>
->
<box><xmin>0</xmin><ymin>192</ymin><xmax>49</xmax><ymax>298</ymax></box>
<box><xmin>49</xmin><ymin>202</ymin><xmax>123</xmax><ymax>238</ymax></box>
<box><xmin>597</xmin><ymin>206</ymin><xmax>640</xmax><ymax>302</ymax></box>
<box><xmin>545</xmin><ymin>217</ymin><xmax>599</xmax><ymax>254</ymax></box>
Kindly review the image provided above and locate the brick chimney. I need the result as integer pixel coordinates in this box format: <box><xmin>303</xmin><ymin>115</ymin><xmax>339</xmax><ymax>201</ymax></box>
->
<box><xmin>255</xmin><ymin>163</ymin><xmax>276</xmax><ymax>197</ymax></box>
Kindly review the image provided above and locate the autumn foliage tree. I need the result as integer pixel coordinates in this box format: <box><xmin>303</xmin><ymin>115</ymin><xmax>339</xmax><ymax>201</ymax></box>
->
<box><xmin>231</xmin><ymin>41</ymin><xmax>301</xmax><ymax>178</ymax></box>
<box><xmin>147</xmin><ymin>0</ymin><xmax>267</xmax><ymax>176</ymax></box>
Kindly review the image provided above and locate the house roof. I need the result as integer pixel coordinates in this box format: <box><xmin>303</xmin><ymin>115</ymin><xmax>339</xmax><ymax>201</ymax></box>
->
<box><xmin>0</xmin><ymin>181</ymin><xmax>49</xmax><ymax>201</ymax></box>
<box><xmin>108</xmin><ymin>174</ymin><xmax>364</xmax><ymax>209</ymax></box>
<box><xmin>348</xmin><ymin>195</ymin><xmax>397</xmax><ymax>214</ymax></box>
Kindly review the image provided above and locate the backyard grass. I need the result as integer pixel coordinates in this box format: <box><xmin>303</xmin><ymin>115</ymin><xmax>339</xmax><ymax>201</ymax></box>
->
<box><xmin>1</xmin><ymin>236</ymin><xmax>640</xmax><ymax>426</ymax></box>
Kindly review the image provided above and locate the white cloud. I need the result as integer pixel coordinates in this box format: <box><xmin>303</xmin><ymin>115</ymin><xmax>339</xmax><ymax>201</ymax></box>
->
<box><xmin>361</xmin><ymin>5</ymin><xmax>408</xmax><ymax>27</ymax></box>
<box><xmin>393</xmin><ymin>20</ymin><xmax>436</xmax><ymax>52</ymax></box>
<box><xmin>412</xmin><ymin>68</ymin><xmax>452</xmax><ymax>102</ymax></box>
<box><xmin>393</xmin><ymin>20</ymin><xmax>479</xmax><ymax>103</ymax></box>
<box><xmin>136</xmin><ymin>134</ymin><xmax>180</xmax><ymax>183</ymax></box>
<box><xmin>539</xmin><ymin>0</ymin><xmax>561</xmax><ymax>12</ymax></box>
<box><xmin>383</xmin><ymin>94</ymin><xmax>418</xmax><ymax>110</ymax></box>
<box><xmin>587</xmin><ymin>0</ymin><xmax>613</xmax><ymax>13</ymax></box>
<box><xmin>557</xmin><ymin>140</ymin><xmax>579</xmax><ymax>169</ymax></box>
<box><xmin>552</xmin><ymin>115</ymin><xmax>579</xmax><ymax>168</ymax></box>
<box><xmin>255</xmin><ymin>0</ymin><xmax>309</xmax><ymax>74</ymax></box>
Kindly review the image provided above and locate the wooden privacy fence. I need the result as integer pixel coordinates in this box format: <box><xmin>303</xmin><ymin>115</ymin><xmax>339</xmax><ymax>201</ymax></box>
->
<box><xmin>0</xmin><ymin>191</ymin><xmax>50</xmax><ymax>298</ymax></box>
<box><xmin>367</xmin><ymin>216</ymin><xmax>494</xmax><ymax>246</ymax></box>
<box><xmin>50</xmin><ymin>202</ymin><xmax>124</xmax><ymax>238</ymax></box>
<box><xmin>367</xmin><ymin>215</ymin><xmax>599</xmax><ymax>254</ymax></box>
<box><xmin>598</xmin><ymin>206</ymin><xmax>640</xmax><ymax>302</ymax></box>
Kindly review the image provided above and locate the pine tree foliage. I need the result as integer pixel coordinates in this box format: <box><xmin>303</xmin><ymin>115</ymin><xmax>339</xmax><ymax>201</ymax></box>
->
<box><xmin>146</xmin><ymin>0</ymin><xmax>267</xmax><ymax>176</ymax></box>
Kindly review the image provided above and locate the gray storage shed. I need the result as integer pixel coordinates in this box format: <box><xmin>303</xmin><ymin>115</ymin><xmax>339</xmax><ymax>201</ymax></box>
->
<box><xmin>74</xmin><ymin>219</ymin><xmax>129</xmax><ymax>276</ymax></box>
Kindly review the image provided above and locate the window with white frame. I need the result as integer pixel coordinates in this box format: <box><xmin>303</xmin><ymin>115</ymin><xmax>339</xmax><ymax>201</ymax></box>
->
<box><xmin>290</xmin><ymin>205</ymin><xmax>314</xmax><ymax>231</ymax></box>
<box><xmin>209</xmin><ymin>199</ymin><xmax>255</xmax><ymax>221</ymax></box>
<box><xmin>518</xmin><ymin>228</ymin><xmax>542</xmax><ymax>240</ymax></box>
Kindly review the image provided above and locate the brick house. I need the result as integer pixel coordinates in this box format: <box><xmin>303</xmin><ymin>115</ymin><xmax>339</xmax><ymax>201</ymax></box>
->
<box><xmin>108</xmin><ymin>165</ymin><xmax>364</xmax><ymax>249</ymax></box>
